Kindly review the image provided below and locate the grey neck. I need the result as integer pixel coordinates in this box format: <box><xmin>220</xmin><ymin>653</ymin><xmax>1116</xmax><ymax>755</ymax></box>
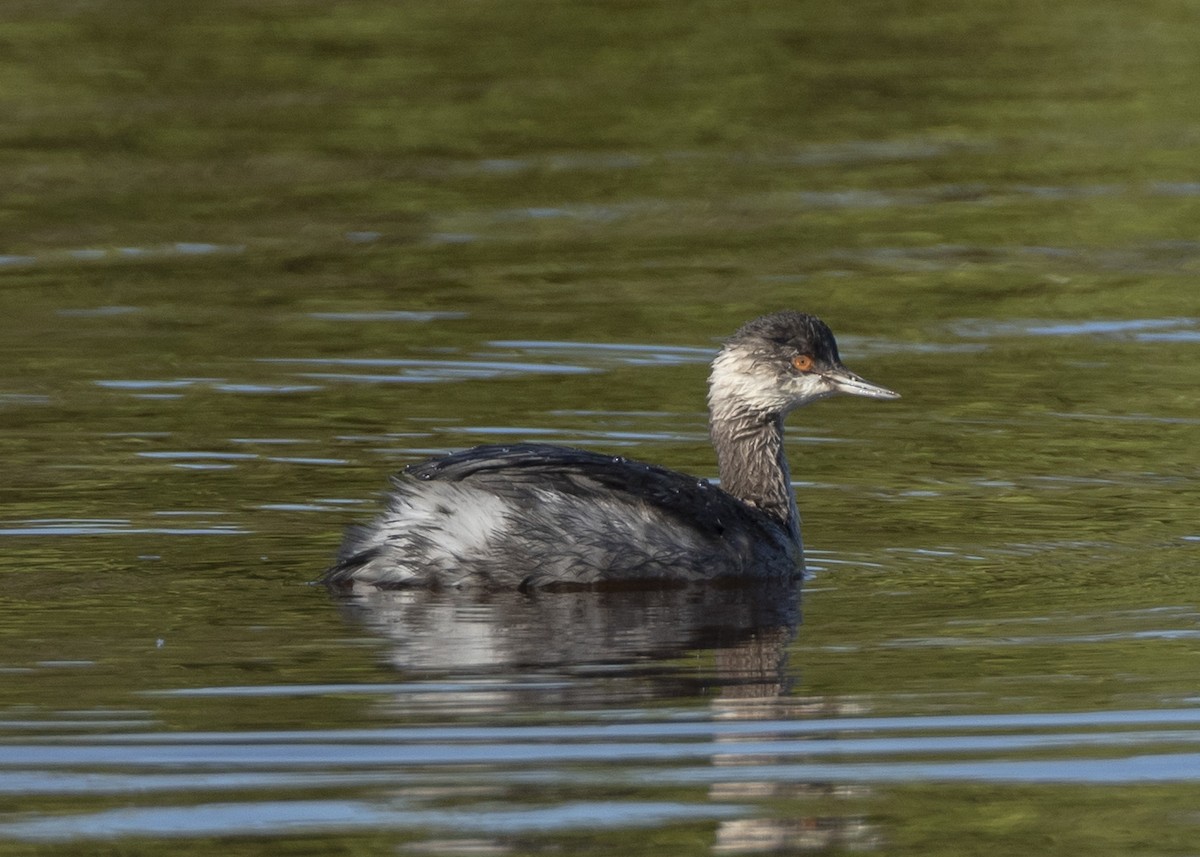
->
<box><xmin>710</xmin><ymin>411</ymin><xmax>801</xmax><ymax>540</ymax></box>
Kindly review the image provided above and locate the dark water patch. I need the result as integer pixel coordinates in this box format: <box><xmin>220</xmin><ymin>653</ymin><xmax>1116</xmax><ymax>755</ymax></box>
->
<box><xmin>497</xmin><ymin>204</ymin><xmax>627</xmax><ymax>223</ymax></box>
<box><xmin>490</xmin><ymin>340</ymin><xmax>714</xmax><ymax>367</ymax></box>
<box><xmin>453</xmin><ymin>425</ymin><xmax>708</xmax><ymax>445</ymax></box>
<box><xmin>825</xmin><ymin>243</ymin><xmax>1008</xmax><ymax>271</ymax></box>
<box><xmin>793</xmin><ymin>185</ymin><xmax>984</xmax><ymax>209</ymax></box>
<box><xmin>823</xmin><ymin>242</ymin><xmax>1200</xmax><ymax>276</ymax></box>
<box><xmin>768</xmin><ymin>138</ymin><xmax>984</xmax><ymax>168</ymax></box>
<box><xmin>145</xmin><ymin>681</ymin><xmax>570</xmax><ymax>699</ymax></box>
<box><xmin>1020</xmin><ymin>241</ymin><xmax>1200</xmax><ymax>274</ymax></box>
<box><xmin>266</xmin><ymin>357</ymin><xmax>598</xmax><ymax>384</ymax></box>
<box><xmin>1050</xmin><ymin>411</ymin><xmax>1200</xmax><ymax>426</ymax></box>
<box><xmin>0</xmin><ymin>393</ymin><xmax>52</xmax><ymax>407</ymax></box>
<box><xmin>550</xmin><ymin>409</ymin><xmax>691</xmax><ymax>418</ymax></box>
<box><xmin>0</xmin><ymin>719</ymin><xmax>155</xmax><ymax>735</ymax></box>
<box><xmin>433</xmin><ymin>179</ymin><xmax>1200</xmax><ymax>247</ymax></box>
<box><xmin>788</xmin><ymin>182</ymin><xmax>1200</xmax><ymax>211</ymax></box>
<box><xmin>440</xmin><ymin>152</ymin><xmax>652</xmax><ymax>177</ymax></box>
<box><xmin>437</xmin><ymin>138</ymin><xmax>982</xmax><ymax>179</ymax></box>
<box><xmin>309</xmin><ymin>311</ymin><xmax>468</xmax><ymax>322</ymax></box>
<box><xmin>426</xmin><ymin>232</ymin><xmax>478</xmax><ymax>244</ymax></box>
<box><xmin>228</xmin><ymin>437</ymin><xmax>304</xmax><ymax>445</ymax></box>
<box><xmin>56</xmin><ymin>306</ymin><xmax>142</xmax><ymax>318</ymax></box>
<box><xmin>327</xmin><ymin>412</ymin><xmax>714</xmax><ymax>458</ymax></box>
<box><xmin>831</xmin><ymin>333</ymin><xmax>987</xmax><ymax>356</ymax></box>
<box><xmin>1008</xmin><ymin>183</ymin><xmax>1123</xmax><ymax>200</ymax></box>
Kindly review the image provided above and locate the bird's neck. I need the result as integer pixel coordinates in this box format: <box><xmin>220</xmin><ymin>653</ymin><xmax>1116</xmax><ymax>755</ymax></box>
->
<box><xmin>709</xmin><ymin>410</ymin><xmax>801</xmax><ymax>541</ymax></box>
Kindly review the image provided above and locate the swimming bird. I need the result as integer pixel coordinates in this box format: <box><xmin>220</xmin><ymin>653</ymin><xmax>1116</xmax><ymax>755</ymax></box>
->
<box><xmin>322</xmin><ymin>311</ymin><xmax>898</xmax><ymax>589</ymax></box>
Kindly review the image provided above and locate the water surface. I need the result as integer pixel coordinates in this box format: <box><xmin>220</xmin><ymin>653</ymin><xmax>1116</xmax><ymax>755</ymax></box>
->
<box><xmin>2</xmin><ymin>1</ymin><xmax>1199</xmax><ymax>854</ymax></box>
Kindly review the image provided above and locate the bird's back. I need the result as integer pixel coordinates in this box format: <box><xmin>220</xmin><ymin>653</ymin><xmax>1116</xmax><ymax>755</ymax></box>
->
<box><xmin>322</xmin><ymin>443</ymin><xmax>802</xmax><ymax>589</ymax></box>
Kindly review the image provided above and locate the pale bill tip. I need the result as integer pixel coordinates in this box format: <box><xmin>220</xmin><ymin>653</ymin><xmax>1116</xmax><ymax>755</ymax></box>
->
<box><xmin>830</xmin><ymin>369</ymin><xmax>900</xmax><ymax>401</ymax></box>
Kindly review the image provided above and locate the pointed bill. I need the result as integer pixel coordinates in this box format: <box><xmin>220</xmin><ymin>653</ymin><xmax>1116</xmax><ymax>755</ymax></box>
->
<box><xmin>825</xmin><ymin>366</ymin><xmax>900</xmax><ymax>400</ymax></box>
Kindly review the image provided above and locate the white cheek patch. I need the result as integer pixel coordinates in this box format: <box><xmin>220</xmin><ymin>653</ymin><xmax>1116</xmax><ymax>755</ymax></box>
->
<box><xmin>708</xmin><ymin>350</ymin><xmax>781</xmax><ymax>414</ymax></box>
<box><xmin>708</xmin><ymin>349</ymin><xmax>836</xmax><ymax>416</ymax></box>
<box><xmin>710</xmin><ymin>371</ymin><xmax>786</xmax><ymax>414</ymax></box>
<box><xmin>785</xmin><ymin>373</ymin><xmax>834</xmax><ymax>406</ymax></box>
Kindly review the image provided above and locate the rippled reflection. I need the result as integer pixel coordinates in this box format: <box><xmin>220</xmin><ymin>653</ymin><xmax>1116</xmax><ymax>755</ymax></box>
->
<box><xmin>323</xmin><ymin>581</ymin><xmax>880</xmax><ymax>852</ymax></box>
<box><xmin>329</xmin><ymin>583</ymin><xmax>800</xmax><ymax>700</ymax></box>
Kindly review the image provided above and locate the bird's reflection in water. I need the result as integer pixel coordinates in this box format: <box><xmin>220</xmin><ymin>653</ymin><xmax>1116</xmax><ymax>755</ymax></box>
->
<box><xmin>331</xmin><ymin>581</ymin><xmax>800</xmax><ymax>704</ymax></box>
<box><xmin>328</xmin><ymin>582</ymin><xmax>877</xmax><ymax>853</ymax></box>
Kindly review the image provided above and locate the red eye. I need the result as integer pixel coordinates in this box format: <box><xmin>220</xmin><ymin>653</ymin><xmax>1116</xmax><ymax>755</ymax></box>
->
<box><xmin>791</xmin><ymin>354</ymin><xmax>813</xmax><ymax>372</ymax></box>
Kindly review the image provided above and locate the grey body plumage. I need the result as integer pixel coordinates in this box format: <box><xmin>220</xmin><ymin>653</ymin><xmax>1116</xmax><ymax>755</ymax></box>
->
<box><xmin>322</xmin><ymin>311</ymin><xmax>898</xmax><ymax>589</ymax></box>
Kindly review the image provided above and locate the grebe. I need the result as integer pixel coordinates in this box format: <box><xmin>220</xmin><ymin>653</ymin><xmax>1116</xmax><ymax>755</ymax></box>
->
<box><xmin>322</xmin><ymin>311</ymin><xmax>898</xmax><ymax>589</ymax></box>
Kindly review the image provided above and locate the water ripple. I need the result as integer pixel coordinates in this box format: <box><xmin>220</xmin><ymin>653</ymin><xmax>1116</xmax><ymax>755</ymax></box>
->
<box><xmin>0</xmin><ymin>242</ymin><xmax>245</xmax><ymax>269</ymax></box>
<box><xmin>308</xmin><ymin>311</ymin><xmax>468</xmax><ymax>322</ymax></box>
<box><xmin>0</xmin><ymin>518</ymin><xmax>246</xmax><ymax>537</ymax></box>
<box><xmin>490</xmin><ymin>340</ymin><xmax>713</xmax><ymax>366</ymax></box>
<box><xmin>951</xmin><ymin>317</ymin><xmax>1198</xmax><ymax>339</ymax></box>
<box><xmin>3</xmin><ymin>706</ymin><xmax>1199</xmax><ymax>841</ymax></box>
<box><xmin>0</xmin><ymin>798</ymin><xmax>738</xmax><ymax>842</ymax></box>
<box><xmin>268</xmin><ymin>356</ymin><xmax>598</xmax><ymax>384</ymax></box>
